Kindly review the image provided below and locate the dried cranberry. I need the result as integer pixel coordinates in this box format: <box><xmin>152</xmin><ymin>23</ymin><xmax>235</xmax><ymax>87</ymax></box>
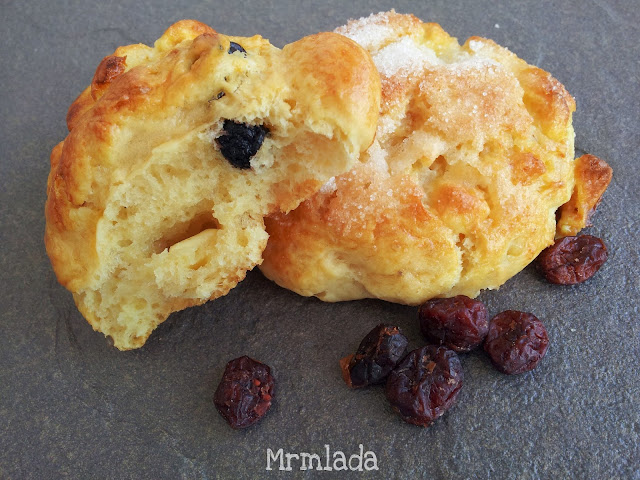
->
<box><xmin>340</xmin><ymin>324</ymin><xmax>408</xmax><ymax>388</ymax></box>
<box><xmin>418</xmin><ymin>295</ymin><xmax>489</xmax><ymax>352</ymax></box>
<box><xmin>228</xmin><ymin>41</ymin><xmax>246</xmax><ymax>54</ymax></box>
<box><xmin>213</xmin><ymin>356</ymin><xmax>274</xmax><ymax>429</ymax></box>
<box><xmin>537</xmin><ymin>235</ymin><xmax>608</xmax><ymax>285</ymax></box>
<box><xmin>216</xmin><ymin>120</ymin><xmax>269</xmax><ymax>169</ymax></box>
<box><xmin>484</xmin><ymin>311</ymin><xmax>549</xmax><ymax>375</ymax></box>
<box><xmin>385</xmin><ymin>345</ymin><xmax>463</xmax><ymax>427</ymax></box>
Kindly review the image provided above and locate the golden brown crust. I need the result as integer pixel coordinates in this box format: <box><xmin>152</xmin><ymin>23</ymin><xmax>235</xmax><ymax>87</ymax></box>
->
<box><xmin>45</xmin><ymin>20</ymin><xmax>380</xmax><ymax>349</ymax></box>
<box><xmin>91</xmin><ymin>55</ymin><xmax>128</xmax><ymax>99</ymax></box>
<box><xmin>264</xmin><ymin>162</ymin><xmax>461</xmax><ymax>303</ymax></box>
<box><xmin>261</xmin><ymin>11</ymin><xmax>610</xmax><ymax>305</ymax></box>
<box><xmin>282</xmin><ymin>32</ymin><xmax>381</xmax><ymax>155</ymax></box>
<box><xmin>557</xmin><ymin>154</ymin><xmax>613</xmax><ymax>237</ymax></box>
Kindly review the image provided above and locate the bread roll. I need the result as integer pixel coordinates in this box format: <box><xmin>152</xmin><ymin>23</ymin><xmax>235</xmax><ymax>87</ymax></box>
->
<box><xmin>261</xmin><ymin>11</ymin><xmax>611</xmax><ymax>305</ymax></box>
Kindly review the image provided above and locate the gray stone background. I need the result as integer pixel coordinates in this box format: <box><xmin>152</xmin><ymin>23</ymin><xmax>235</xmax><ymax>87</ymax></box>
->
<box><xmin>1</xmin><ymin>1</ymin><xmax>638</xmax><ymax>478</ymax></box>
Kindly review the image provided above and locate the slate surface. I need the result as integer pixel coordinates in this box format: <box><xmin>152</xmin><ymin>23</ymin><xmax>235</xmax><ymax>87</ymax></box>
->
<box><xmin>1</xmin><ymin>1</ymin><xmax>638</xmax><ymax>478</ymax></box>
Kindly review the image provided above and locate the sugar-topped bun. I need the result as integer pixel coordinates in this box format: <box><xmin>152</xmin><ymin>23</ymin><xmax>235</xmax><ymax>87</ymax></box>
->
<box><xmin>45</xmin><ymin>20</ymin><xmax>380</xmax><ymax>349</ymax></box>
<box><xmin>261</xmin><ymin>11</ymin><xmax>611</xmax><ymax>305</ymax></box>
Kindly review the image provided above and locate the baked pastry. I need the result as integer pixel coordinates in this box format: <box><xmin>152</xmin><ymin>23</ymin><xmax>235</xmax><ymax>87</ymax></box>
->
<box><xmin>261</xmin><ymin>11</ymin><xmax>612</xmax><ymax>305</ymax></box>
<box><xmin>45</xmin><ymin>20</ymin><xmax>380</xmax><ymax>349</ymax></box>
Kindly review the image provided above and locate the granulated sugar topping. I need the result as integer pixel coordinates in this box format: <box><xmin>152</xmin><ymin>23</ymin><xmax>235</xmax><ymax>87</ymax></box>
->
<box><xmin>319</xmin><ymin>176</ymin><xmax>337</xmax><ymax>195</ymax></box>
<box><xmin>468</xmin><ymin>39</ymin><xmax>485</xmax><ymax>53</ymax></box>
<box><xmin>366</xmin><ymin>140</ymin><xmax>390</xmax><ymax>175</ymax></box>
<box><xmin>445</xmin><ymin>56</ymin><xmax>501</xmax><ymax>76</ymax></box>
<box><xmin>374</xmin><ymin>37</ymin><xmax>442</xmax><ymax>78</ymax></box>
<box><xmin>335</xmin><ymin>11</ymin><xmax>396</xmax><ymax>51</ymax></box>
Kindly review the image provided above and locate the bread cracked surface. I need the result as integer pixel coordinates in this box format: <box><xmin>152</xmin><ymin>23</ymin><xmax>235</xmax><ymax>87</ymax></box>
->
<box><xmin>45</xmin><ymin>20</ymin><xmax>381</xmax><ymax>349</ymax></box>
<box><xmin>260</xmin><ymin>11</ymin><xmax>611</xmax><ymax>305</ymax></box>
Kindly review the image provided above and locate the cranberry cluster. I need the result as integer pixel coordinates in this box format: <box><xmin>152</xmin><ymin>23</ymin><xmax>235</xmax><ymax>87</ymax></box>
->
<box><xmin>340</xmin><ymin>297</ymin><xmax>549</xmax><ymax>427</ymax></box>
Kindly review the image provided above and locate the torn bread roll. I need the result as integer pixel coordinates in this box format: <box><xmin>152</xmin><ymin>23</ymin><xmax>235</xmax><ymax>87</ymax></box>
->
<box><xmin>45</xmin><ymin>20</ymin><xmax>381</xmax><ymax>349</ymax></box>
